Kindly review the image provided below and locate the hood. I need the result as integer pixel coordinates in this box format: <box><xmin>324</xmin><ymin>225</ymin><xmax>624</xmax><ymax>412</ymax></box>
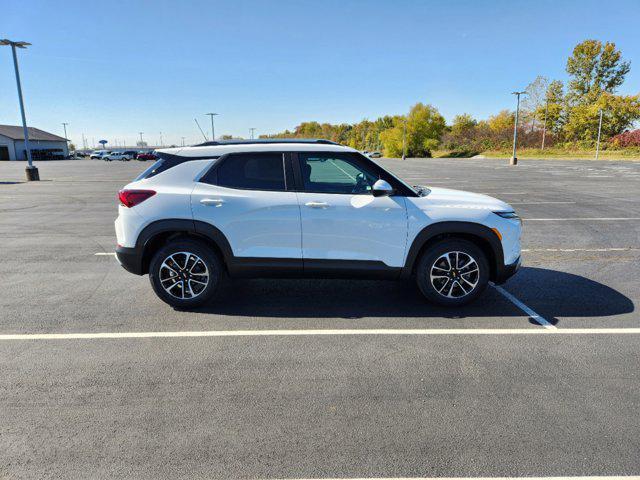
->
<box><xmin>416</xmin><ymin>187</ymin><xmax>512</xmax><ymax>212</ymax></box>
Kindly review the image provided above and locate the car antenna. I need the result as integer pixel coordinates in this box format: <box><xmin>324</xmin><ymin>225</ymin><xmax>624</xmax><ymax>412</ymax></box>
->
<box><xmin>194</xmin><ymin>118</ymin><xmax>209</xmax><ymax>142</ymax></box>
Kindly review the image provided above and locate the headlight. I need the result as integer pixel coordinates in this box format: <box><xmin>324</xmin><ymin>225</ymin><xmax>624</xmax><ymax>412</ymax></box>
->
<box><xmin>494</xmin><ymin>211</ymin><xmax>518</xmax><ymax>219</ymax></box>
<box><xmin>494</xmin><ymin>211</ymin><xmax>521</xmax><ymax>222</ymax></box>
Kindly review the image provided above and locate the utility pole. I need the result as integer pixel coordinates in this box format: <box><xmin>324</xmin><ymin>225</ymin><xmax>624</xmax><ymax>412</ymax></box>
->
<box><xmin>1</xmin><ymin>39</ymin><xmax>38</xmax><ymax>180</ymax></box>
<box><xmin>159</xmin><ymin>132</ymin><xmax>164</xmax><ymax>147</ymax></box>
<box><xmin>510</xmin><ymin>91</ymin><xmax>527</xmax><ymax>165</ymax></box>
<box><xmin>181</xmin><ymin>137</ymin><xmax>186</xmax><ymax>147</ymax></box>
<box><xmin>139</xmin><ymin>132</ymin><xmax>144</xmax><ymax>146</ymax></box>
<box><xmin>249</xmin><ymin>128</ymin><xmax>256</xmax><ymax>139</ymax></box>
<box><xmin>205</xmin><ymin>113</ymin><xmax>219</xmax><ymax>141</ymax></box>
<box><xmin>595</xmin><ymin>108</ymin><xmax>604</xmax><ymax>160</ymax></box>
<box><xmin>541</xmin><ymin>98</ymin><xmax>549</xmax><ymax>150</ymax></box>
<box><xmin>401</xmin><ymin>117</ymin><xmax>407</xmax><ymax>161</ymax></box>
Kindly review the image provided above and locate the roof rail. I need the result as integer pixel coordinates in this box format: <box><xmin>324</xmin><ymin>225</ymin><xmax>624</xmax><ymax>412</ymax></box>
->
<box><xmin>194</xmin><ymin>138</ymin><xmax>341</xmax><ymax>147</ymax></box>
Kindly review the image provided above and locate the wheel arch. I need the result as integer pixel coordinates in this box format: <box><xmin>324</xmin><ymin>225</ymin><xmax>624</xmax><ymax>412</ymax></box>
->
<box><xmin>136</xmin><ymin>219</ymin><xmax>234</xmax><ymax>275</ymax></box>
<box><xmin>402</xmin><ymin>221</ymin><xmax>504</xmax><ymax>281</ymax></box>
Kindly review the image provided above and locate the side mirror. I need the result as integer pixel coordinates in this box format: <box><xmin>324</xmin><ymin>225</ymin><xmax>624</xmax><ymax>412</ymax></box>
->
<box><xmin>372</xmin><ymin>179</ymin><xmax>394</xmax><ymax>197</ymax></box>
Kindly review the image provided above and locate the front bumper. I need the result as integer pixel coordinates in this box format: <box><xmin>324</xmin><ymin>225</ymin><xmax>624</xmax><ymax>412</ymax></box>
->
<box><xmin>115</xmin><ymin>245</ymin><xmax>144</xmax><ymax>275</ymax></box>
<box><xmin>494</xmin><ymin>256</ymin><xmax>521</xmax><ymax>285</ymax></box>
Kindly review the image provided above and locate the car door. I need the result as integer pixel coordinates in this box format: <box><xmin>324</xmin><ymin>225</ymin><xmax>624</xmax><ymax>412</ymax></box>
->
<box><xmin>191</xmin><ymin>151</ymin><xmax>303</xmax><ymax>266</ymax></box>
<box><xmin>295</xmin><ymin>151</ymin><xmax>408</xmax><ymax>269</ymax></box>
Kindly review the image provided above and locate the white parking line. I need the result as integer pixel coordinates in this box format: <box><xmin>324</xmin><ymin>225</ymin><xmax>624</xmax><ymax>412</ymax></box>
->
<box><xmin>3</xmin><ymin>327</ymin><xmax>640</xmax><ymax>341</ymax></box>
<box><xmin>492</xmin><ymin>285</ymin><xmax>556</xmax><ymax>329</ymax></box>
<box><xmin>509</xmin><ymin>201</ymin><xmax>576</xmax><ymax>205</ymax></box>
<box><xmin>524</xmin><ymin>217</ymin><xmax>640</xmax><ymax>221</ymax></box>
<box><xmin>282</xmin><ymin>477</ymin><xmax>640</xmax><ymax>480</ymax></box>
<box><xmin>95</xmin><ymin>252</ymin><xmax>116</xmax><ymax>256</ymax></box>
<box><xmin>522</xmin><ymin>247</ymin><xmax>639</xmax><ymax>252</ymax></box>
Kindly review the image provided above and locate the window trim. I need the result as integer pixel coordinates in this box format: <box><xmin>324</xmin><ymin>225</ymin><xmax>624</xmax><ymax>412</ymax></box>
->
<box><xmin>198</xmin><ymin>151</ymin><xmax>293</xmax><ymax>193</ymax></box>
<box><xmin>293</xmin><ymin>151</ymin><xmax>417</xmax><ymax>197</ymax></box>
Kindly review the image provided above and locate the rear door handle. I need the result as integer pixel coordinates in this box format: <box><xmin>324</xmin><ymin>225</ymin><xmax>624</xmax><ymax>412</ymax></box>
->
<box><xmin>200</xmin><ymin>198</ymin><xmax>225</xmax><ymax>207</ymax></box>
<box><xmin>305</xmin><ymin>201</ymin><xmax>329</xmax><ymax>209</ymax></box>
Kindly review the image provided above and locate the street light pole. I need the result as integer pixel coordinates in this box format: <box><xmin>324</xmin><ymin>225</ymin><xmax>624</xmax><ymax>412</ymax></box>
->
<box><xmin>62</xmin><ymin>122</ymin><xmax>69</xmax><ymax>155</ymax></box>
<box><xmin>1</xmin><ymin>38</ymin><xmax>38</xmax><ymax>180</ymax></box>
<box><xmin>139</xmin><ymin>132</ymin><xmax>144</xmax><ymax>146</ymax></box>
<box><xmin>206</xmin><ymin>113</ymin><xmax>219</xmax><ymax>141</ymax></box>
<box><xmin>401</xmin><ymin>117</ymin><xmax>407</xmax><ymax>161</ymax></box>
<box><xmin>595</xmin><ymin>108</ymin><xmax>604</xmax><ymax>160</ymax></box>
<box><xmin>510</xmin><ymin>91</ymin><xmax>527</xmax><ymax>166</ymax></box>
<box><xmin>249</xmin><ymin>128</ymin><xmax>256</xmax><ymax>139</ymax></box>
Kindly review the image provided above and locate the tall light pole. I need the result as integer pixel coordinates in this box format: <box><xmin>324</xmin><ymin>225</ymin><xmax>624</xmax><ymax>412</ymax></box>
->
<box><xmin>1</xmin><ymin>39</ymin><xmax>38</xmax><ymax>180</ymax></box>
<box><xmin>62</xmin><ymin>122</ymin><xmax>69</xmax><ymax>155</ymax></box>
<box><xmin>401</xmin><ymin>117</ymin><xmax>407</xmax><ymax>161</ymax></box>
<box><xmin>595</xmin><ymin>108</ymin><xmax>604</xmax><ymax>160</ymax></box>
<box><xmin>139</xmin><ymin>132</ymin><xmax>144</xmax><ymax>146</ymax></box>
<box><xmin>249</xmin><ymin>127</ymin><xmax>256</xmax><ymax>139</ymax></box>
<box><xmin>205</xmin><ymin>113</ymin><xmax>219</xmax><ymax>141</ymax></box>
<box><xmin>510</xmin><ymin>91</ymin><xmax>527</xmax><ymax>166</ymax></box>
<box><xmin>181</xmin><ymin>137</ymin><xmax>186</xmax><ymax>147</ymax></box>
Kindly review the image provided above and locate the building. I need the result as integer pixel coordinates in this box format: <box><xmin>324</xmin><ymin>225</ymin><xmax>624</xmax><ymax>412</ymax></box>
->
<box><xmin>0</xmin><ymin>124</ymin><xmax>69</xmax><ymax>161</ymax></box>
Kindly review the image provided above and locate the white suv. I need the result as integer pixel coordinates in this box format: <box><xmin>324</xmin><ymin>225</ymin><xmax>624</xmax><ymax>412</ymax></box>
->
<box><xmin>104</xmin><ymin>151</ymin><xmax>132</xmax><ymax>161</ymax></box>
<box><xmin>115</xmin><ymin>139</ymin><xmax>521</xmax><ymax>308</ymax></box>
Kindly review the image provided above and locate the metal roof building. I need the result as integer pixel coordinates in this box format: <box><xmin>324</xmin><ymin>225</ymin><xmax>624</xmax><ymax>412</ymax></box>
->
<box><xmin>0</xmin><ymin>125</ymin><xmax>69</xmax><ymax>161</ymax></box>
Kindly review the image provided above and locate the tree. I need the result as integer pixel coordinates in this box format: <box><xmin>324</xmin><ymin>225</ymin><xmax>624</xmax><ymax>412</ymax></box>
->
<box><xmin>522</xmin><ymin>76</ymin><xmax>549</xmax><ymax>131</ymax></box>
<box><xmin>450</xmin><ymin>114</ymin><xmax>477</xmax><ymax>136</ymax></box>
<box><xmin>487</xmin><ymin>110</ymin><xmax>514</xmax><ymax>132</ymax></box>
<box><xmin>538</xmin><ymin>80</ymin><xmax>565</xmax><ymax>135</ymax></box>
<box><xmin>379</xmin><ymin>103</ymin><xmax>446</xmax><ymax>157</ymax></box>
<box><xmin>564</xmin><ymin>93</ymin><xmax>640</xmax><ymax>142</ymax></box>
<box><xmin>566</xmin><ymin>40</ymin><xmax>631</xmax><ymax>104</ymax></box>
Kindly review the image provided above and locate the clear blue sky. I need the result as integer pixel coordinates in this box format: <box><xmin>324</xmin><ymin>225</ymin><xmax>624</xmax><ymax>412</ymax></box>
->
<box><xmin>2</xmin><ymin>0</ymin><xmax>639</xmax><ymax>148</ymax></box>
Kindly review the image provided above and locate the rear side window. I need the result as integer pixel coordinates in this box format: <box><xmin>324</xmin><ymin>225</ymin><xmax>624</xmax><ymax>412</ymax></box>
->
<box><xmin>214</xmin><ymin>153</ymin><xmax>286</xmax><ymax>191</ymax></box>
<box><xmin>134</xmin><ymin>153</ymin><xmax>219</xmax><ymax>181</ymax></box>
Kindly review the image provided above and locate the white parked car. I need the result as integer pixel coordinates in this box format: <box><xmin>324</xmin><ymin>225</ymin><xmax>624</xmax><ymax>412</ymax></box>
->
<box><xmin>115</xmin><ymin>139</ymin><xmax>521</xmax><ymax>308</ymax></box>
<box><xmin>104</xmin><ymin>151</ymin><xmax>132</xmax><ymax>161</ymax></box>
<box><xmin>90</xmin><ymin>150</ymin><xmax>110</xmax><ymax>159</ymax></box>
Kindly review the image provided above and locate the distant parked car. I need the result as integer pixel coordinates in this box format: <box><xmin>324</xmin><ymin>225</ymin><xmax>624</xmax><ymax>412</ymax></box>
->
<box><xmin>368</xmin><ymin>151</ymin><xmax>382</xmax><ymax>158</ymax></box>
<box><xmin>75</xmin><ymin>151</ymin><xmax>87</xmax><ymax>158</ymax></box>
<box><xmin>90</xmin><ymin>151</ymin><xmax>110</xmax><ymax>159</ymax></box>
<box><xmin>123</xmin><ymin>150</ymin><xmax>138</xmax><ymax>159</ymax></box>
<box><xmin>136</xmin><ymin>151</ymin><xmax>159</xmax><ymax>161</ymax></box>
<box><xmin>104</xmin><ymin>151</ymin><xmax>133</xmax><ymax>161</ymax></box>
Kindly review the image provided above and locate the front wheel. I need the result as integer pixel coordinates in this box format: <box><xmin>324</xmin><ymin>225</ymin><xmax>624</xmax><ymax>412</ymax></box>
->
<box><xmin>415</xmin><ymin>239</ymin><xmax>489</xmax><ymax>306</ymax></box>
<box><xmin>149</xmin><ymin>239</ymin><xmax>224</xmax><ymax>308</ymax></box>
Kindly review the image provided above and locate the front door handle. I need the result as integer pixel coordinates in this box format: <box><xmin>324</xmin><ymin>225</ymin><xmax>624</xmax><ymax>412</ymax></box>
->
<box><xmin>200</xmin><ymin>198</ymin><xmax>224</xmax><ymax>207</ymax></box>
<box><xmin>305</xmin><ymin>201</ymin><xmax>329</xmax><ymax>209</ymax></box>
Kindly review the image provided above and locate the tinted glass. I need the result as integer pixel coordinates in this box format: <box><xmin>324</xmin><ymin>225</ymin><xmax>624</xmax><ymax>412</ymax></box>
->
<box><xmin>216</xmin><ymin>153</ymin><xmax>286</xmax><ymax>191</ymax></box>
<box><xmin>300</xmin><ymin>153</ymin><xmax>377</xmax><ymax>194</ymax></box>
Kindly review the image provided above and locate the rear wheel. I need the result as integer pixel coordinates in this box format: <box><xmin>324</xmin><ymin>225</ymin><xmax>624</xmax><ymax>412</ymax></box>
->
<box><xmin>415</xmin><ymin>239</ymin><xmax>489</xmax><ymax>306</ymax></box>
<box><xmin>149</xmin><ymin>239</ymin><xmax>223</xmax><ymax>308</ymax></box>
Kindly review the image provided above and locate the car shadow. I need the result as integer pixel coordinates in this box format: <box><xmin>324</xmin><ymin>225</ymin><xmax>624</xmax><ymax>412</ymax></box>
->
<box><xmin>191</xmin><ymin>267</ymin><xmax>634</xmax><ymax>320</ymax></box>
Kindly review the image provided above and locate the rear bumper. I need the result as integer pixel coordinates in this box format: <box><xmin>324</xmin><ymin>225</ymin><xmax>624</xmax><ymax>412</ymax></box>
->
<box><xmin>494</xmin><ymin>256</ymin><xmax>521</xmax><ymax>285</ymax></box>
<box><xmin>115</xmin><ymin>245</ymin><xmax>144</xmax><ymax>275</ymax></box>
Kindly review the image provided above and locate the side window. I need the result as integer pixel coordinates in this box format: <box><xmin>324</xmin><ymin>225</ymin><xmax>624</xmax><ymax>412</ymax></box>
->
<box><xmin>215</xmin><ymin>152</ymin><xmax>286</xmax><ymax>191</ymax></box>
<box><xmin>299</xmin><ymin>153</ymin><xmax>378</xmax><ymax>194</ymax></box>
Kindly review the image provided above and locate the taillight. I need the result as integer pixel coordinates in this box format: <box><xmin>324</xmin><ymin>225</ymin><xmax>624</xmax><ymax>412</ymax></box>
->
<box><xmin>118</xmin><ymin>189</ymin><xmax>156</xmax><ymax>208</ymax></box>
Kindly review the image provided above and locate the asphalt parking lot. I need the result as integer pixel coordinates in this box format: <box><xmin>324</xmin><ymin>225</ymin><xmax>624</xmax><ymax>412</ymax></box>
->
<box><xmin>1</xmin><ymin>157</ymin><xmax>639</xmax><ymax>479</ymax></box>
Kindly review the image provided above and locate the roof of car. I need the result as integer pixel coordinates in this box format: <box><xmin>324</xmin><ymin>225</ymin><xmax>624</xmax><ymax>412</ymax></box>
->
<box><xmin>158</xmin><ymin>139</ymin><xmax>358</xmax><ymax>158</ymax></box>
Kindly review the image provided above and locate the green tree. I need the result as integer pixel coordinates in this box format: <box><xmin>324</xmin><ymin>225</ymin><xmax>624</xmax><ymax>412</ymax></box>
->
<box><xmin>450</xmin><ymin>114</ymin><xmax>477</xmax><ymax>136</ymax></box>
<box><xmin>379</xmin><ymin>104</ymin><xmax>446</xmax><ymax>157</ymax></box>
<box><xmin>564</xmin><ymin>93</ymin><xmax>640</xmax><ymax>142</ymax></box>
<box><xmin>566</xmin><ymin>40</ymin><xmax>631</xmax><ymax>104</ymax></box>
<box><xmin>538</xmin><ymin>80</ymin><xmax>565</xmax><ymax>134</ymax></box>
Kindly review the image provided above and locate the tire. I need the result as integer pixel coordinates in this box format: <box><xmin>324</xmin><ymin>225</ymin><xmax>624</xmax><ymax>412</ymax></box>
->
<box><xmin>415</xmin><ymin>239</ymin><xmax>489</xmax><ymax>307</ymax></box>
<box><xmin>149</xmin><ymin>238</ymin><xmax>224</xmax><ymax>308</ymax></box>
